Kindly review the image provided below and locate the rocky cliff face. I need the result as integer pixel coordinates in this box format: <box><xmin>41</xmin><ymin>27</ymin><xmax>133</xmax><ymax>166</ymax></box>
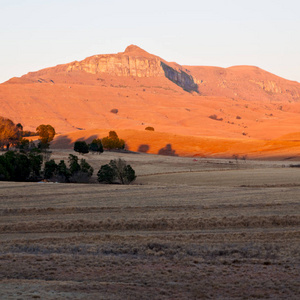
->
<box><xmin>66</xmin><ymin>53</ymin><xmax>164</xmax><ymax>78</ymax></box>
<box><xmin>65</xmin><ymin>45</ymin><xmax>199</xmax><ymax>93</ymax></box>
<box><xmin>161</xmin><ymin>62</ymin><xmax>199</xmax><ymax>93</ymax></box>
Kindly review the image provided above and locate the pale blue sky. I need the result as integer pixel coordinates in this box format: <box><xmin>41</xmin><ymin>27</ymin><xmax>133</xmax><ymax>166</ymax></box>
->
<box><xmin>1</xmin><ymin>0</ymin><xmax>299</xmax><ymax>83</ymax></box>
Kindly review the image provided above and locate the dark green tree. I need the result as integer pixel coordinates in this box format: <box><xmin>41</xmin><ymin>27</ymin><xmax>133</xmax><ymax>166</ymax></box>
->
<box><xmin>89</xmin><ymin>138</ymin><xmax>103</xmax><ymax>154</ymax></box>
<box><xmin>0</xmin><ymin>150</ymin><xmax>42</xmax><ymax>181</ymax></box>
<box><xmin>97</xmin><ymin>158</ymin><xmax>136</xmax><ymax>184</ymax></box>
<box><xmin>68</xmin><ymin>154</ymin><xmax>94</xmax><ymax>183</ymax></box>
<box><xmin>68</xmin><ymin>154</ymin><xmax>81</xmax><ymax>175</ymax></box>
<box><xmin>0</xmin><ymin>156</ymin><xmax>10</xmax><ymax>180</ymax></box>
<box><xmin>44</xmin><ymin>159</ymin><xmax>58</xmax><ymax>179</ymax></box>
<box><xmin>28</xmin><ymin>152</ymin><xmax>43</xmax><ymax>180</ymax></box>
<box><xmin>97</xmin><ymin>164</ymin><xmax>116</xmax><ymax>184</ymax></box>
<box><xmin>74</xmin><ymin>141</ymin><xmax>89</xmax><ymax>154</ymax></box>
<box><xmin>14</xmin><ymin>153</ymin><xmax>31</xmax><ymax>181</ymax></box>
<box><xmin>80</xmin><ymin>158</ymin><xmax>94</xmax><ymax>177</ymax></box>
<box><xmin>57</xmin><ymin>160</ymin><xmax>70</xmax><ymax>181</ymax></box>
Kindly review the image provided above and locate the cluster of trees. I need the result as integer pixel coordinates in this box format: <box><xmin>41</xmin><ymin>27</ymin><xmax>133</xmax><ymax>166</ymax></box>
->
<box><xmin>97</xmin><ymin>159</ymin><xmax>136</xmax><ymax>184</ymax></box>
<box><xmin>44</xmin><ymin>154</ymin><xmax>94</xmax><ymax>183</ymax></box>
<box><xmin>74</xmin><ymin>139</ymin><xmax>103</xmax><ymax>155</ymax></box>
<box><xmin>43</xmin><ymin>156</ymin><xmax>136</xmax><ymax>184</ymax></box>
<box><xmin>0</xmin><ymin>149</ymin><xmax>136</xmax><ymax>184</ymax></box>
<box><xmin>0</xmin><ymin>120</ymin><xmax>136</xmax><ymax>184</ymax></box>
<box><xmin>0</xmin><ymin>150</ymin><xmax>43</xmax><ymax>181</ymax></box>
<box><xmin>0</xmin><ymin>116</ymin><xmax>56</xmax><ymax>151</ymax></box>
<box><xmin>74</xmin><ymin>131</ymin><xmax>125</xmax><ymax>155</ymax></box>
<box><xmin>0</xmin><ymin>117</ymin><xmax>23</xmax><ymax>150</ymax></box>
<box><xmin>102</xmin><ymin>131</ymin><xmax>125</xmax><ymax>150</ymax></box>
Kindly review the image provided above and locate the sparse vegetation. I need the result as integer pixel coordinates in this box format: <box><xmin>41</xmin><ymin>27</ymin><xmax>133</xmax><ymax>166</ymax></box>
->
<box><xmin>209</xmin><ymin>114</ymin><xmax>223</xmax><ymax>121</ymax></box>
<box><xmin>232</xmin><ymin>154</ymin><xmax>239</xmax><ymax>163</ymax></box>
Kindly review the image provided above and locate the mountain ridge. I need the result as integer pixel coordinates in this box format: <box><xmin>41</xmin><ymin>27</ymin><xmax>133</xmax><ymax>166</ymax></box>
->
<box><xmin>1</xmin><ymin>45</ymin><xmax>300</xmax><ymax>157</ymax></box>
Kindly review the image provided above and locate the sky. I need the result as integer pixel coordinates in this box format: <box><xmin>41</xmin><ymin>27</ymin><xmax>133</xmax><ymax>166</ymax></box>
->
<box><xmin>0</xmin><ymin>0</ymin><xmax>300</xmax><ymax>83</ymax></box>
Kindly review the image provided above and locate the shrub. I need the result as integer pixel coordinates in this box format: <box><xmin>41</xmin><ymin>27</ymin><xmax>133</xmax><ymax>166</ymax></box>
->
<box><xmin>145</xmin><ymin>126</ymin><xmax>155</xmax><ymax>131</ymax></box>
<box><xmin>209</xmin><ymin>114</ymin><xmax>223</xmax><ymax>121</ymax></box>
<box><xmin>97</xmin><ymin>158</ymin><xmax>136</xmax><ymax>184</ymax></box>
<box><xmin>110</xmin><ymin>108</ymin><xmax>118</xmax><ymax>114</ymax></box>
<box><xmin>236</xmin><ymin>115</ymin><xmax>242</xmax><ymax>119</ymax></box>
<box><xmin>74</xmin><ymin>141</ymin><xmax>89</xmax><ymax>154</ymax></box>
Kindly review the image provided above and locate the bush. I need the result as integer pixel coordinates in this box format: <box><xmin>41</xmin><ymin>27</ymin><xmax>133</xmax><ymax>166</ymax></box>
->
<box><xmin>97</xmin><ymin>158</ymin><xmax>136</xmax><ymax>184</ymax></box>
<box><xmin>209</xmin><ymin>114</ymin><xmax>223</xmax><ymax>121</ymax></box>
<box><xmin>145</xmin><ymin>126</ymin><xmax>155</xmax><ymax>131</ymax></box>
<box><xmin>74</xmin><ymin>141</ymin><xmax>89</xmax><ymax>154</ymax></box>
<box><xmin>110</xmin><ymin>108</ymin><xmax>118</xmax><ymax>114</ymax></box>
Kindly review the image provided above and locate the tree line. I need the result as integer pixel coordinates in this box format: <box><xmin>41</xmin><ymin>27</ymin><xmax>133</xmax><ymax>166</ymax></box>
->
<box><xmin>0</xmin><ymin>117</ymin><xmax>136</xmax><ymax>184</ymax></box>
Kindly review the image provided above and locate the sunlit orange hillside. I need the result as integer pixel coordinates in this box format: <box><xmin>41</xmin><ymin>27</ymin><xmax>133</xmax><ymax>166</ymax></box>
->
<box><xmin>1</xmin><ymin>45</ymin><xmax>300</xmax><ymax>158</ymax></box>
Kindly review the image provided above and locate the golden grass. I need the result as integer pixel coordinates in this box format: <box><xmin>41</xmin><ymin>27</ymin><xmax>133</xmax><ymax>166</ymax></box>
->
<box><xmin>0</xmin><ymin>151</ymin><xmax>299</xmax><ymax>299</ymax></box>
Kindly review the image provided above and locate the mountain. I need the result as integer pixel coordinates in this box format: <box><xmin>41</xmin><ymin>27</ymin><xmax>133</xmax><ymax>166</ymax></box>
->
<box><xmin>1</xmin><ymin>45</ymin><xmax>300</xmax><ymax>157</ymax></box>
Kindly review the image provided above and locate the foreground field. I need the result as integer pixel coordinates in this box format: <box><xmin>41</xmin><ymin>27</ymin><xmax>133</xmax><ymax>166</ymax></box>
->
<box><xmin>0</xmin><ymin>151</ymin><xmax>300</xmax><ymax>299</ymax></box>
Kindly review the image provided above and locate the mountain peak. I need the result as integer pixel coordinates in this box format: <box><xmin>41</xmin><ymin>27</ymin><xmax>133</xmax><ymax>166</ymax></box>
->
<box><xmin>123</xmin><ymin>44</ymin><xmax>152</xmax><ymax>57</ymax></box>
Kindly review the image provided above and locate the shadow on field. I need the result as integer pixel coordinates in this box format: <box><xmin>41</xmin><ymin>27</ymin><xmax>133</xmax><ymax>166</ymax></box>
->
<box><xmin>158</xmin><ymin>144</ymin><xmax>178</xmax><ymax>156</ymax></box>
<box><xmin>51</xmin><ymin>135</ymin><xmax>98</xmax><ymax>149</ymax></box>
<box><xmin>138</xmin><ymin>144</ymin><xmax>150</xmax><ymax>153</ymax></box>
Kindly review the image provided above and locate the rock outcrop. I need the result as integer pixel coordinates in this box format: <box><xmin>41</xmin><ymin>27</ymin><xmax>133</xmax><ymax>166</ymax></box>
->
<box><xmin>65</xmin><ymin>45</ymin><xmax>199</xmax><ymax>92</ymax></box>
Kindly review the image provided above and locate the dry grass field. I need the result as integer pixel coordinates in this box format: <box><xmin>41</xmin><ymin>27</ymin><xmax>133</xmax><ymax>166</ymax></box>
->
<box><xmin>0</xmin><ymin>150</ymin><xmax>300</xmax><ymax>299</ymax></box>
